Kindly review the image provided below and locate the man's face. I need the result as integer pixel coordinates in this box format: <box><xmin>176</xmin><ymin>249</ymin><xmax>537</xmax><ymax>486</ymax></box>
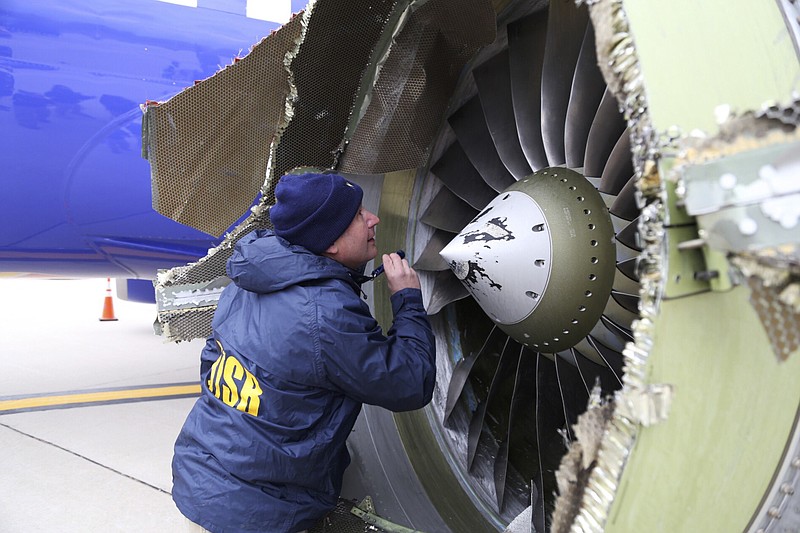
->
<box><xmin>326</xmin><ymin>206</ymin><xmax>380</xmax><ymax>269</ymax></box>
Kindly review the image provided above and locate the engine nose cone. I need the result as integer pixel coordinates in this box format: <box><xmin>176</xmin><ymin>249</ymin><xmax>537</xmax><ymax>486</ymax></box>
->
<box><xmin>440</xmin><ymin>167</ymin><xmax>617</xmax><ymax>352</ymax></box>
<box><xmin>439</xmin><ymin>189</ymin><xmax>553</xmax><ymax>324</ymax></box>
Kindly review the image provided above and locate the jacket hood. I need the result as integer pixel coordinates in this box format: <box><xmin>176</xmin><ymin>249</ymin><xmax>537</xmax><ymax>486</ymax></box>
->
<box><xmin>226</xmin><ymin>229</ymin><xmax>358</xmax><ymax>294</ymax></box>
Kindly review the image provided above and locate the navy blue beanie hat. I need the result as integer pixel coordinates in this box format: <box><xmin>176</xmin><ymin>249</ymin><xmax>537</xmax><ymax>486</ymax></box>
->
<box><xmin>270</xmin><ymin>172</ymin><xmax>364</xmax><ymax>254</ymax></box>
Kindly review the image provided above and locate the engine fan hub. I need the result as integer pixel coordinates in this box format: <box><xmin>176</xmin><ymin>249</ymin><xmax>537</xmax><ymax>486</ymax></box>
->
<box><xmin>440</xmin><ymin>167</ymin><xmax>616</xmax><ymax>352</ymax></box>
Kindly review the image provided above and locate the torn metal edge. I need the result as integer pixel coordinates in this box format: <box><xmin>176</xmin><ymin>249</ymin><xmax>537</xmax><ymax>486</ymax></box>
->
<box><xmin>565</xmin><ymin>0</ymin><xmax>800</xmax><ymax>530</ymax></box>
<box><xmin>140</xmin><ymin>27</ymin><xmax>280</xmax><ymax>220</ymax></box>
<box><xmin>344</xmin><ymin>0</ymin><xmax>417</xmax><ymax>137</ymax></box>
<box><xmin>152</xmin><ymin>2</ymin><xmax>318</xmax><ymax>342</ymax></box>
<box><xmin>559</xmin><ymin>0</ymin><xmax>670</xmax><ymax>531</ymax></box>
<box><xmin>666</xmin><ymin>111</ymin><xmax>800</xmax><ymax>361</ymax></box>
<box><xmin>154</xmin><ymin>305</ymin><xmax>218</xmax><ymax>342</ymax></box>
<box><xmin>153</xmin><ymin>201</ymin><xmax>272</xmax><ymax>342</ymax></box>
<box><xmin>263</xmin><ymin>0</ymin><xmax>317</xmax><ymax>196</ymax></box>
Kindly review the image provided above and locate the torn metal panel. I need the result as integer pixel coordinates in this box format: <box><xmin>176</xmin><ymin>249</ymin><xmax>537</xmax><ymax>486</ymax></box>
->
<box><xmin>664</xmin><ymin>107</ymin><xmax>800</xmax><ymax>360</ymax></box>
<box><xmin>551</xmin><ymin>396</ymin><xmax>615</xmax><ymax>533</ymax></box>
<box><xmin>339</xmin><ymin>0</ymin><xmax>496</xmax><ymax>173</ymax></box>
<box><xmin>152</xmin><ymin>201</ymin><xmax>272</xmax><ymax>342</ymax></box>
<box><xmin>268</xmin><ymin>0</ymin><xmax>399</xmax><ymax>188</ymax></box>
<box><xmin>143</xmin><ymin>0</ymin><xmax>404</xmax><ymax>238</ymax></box>
<box><xmin>566</xmin><ymin>0</ymin><xmax>800</xmax><ymax>531</ymax></box>
<box><xmin>613</xmin><ymin>383</ymin><xmax>673</xmax><ymax>427</ymax></box>
<box><xmin>155</xmin><ymin>278</ymin><xmax>230</xmax><ymax>312</ymax></box>
<box><xmin>153</xmin><ymin>306</ymin><xmax>218</xmax><ymax>343</ymax></box>
<box><xmin>741</xmin><ymin>272</ymin><xmax>800</xmax><ymax>361</ymax></box>
<box><xmin>733</xmin><ymin>251</ymin><xmax>800</xmax><ymax>361</ymax></box>
<box><xmin>143</xmin><ymin>13</ymin><xmax>304</xmax><ymax>237</ymax></box>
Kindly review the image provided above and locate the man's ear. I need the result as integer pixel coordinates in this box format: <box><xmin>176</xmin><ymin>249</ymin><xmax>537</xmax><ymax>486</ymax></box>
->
<box><xmin>324</xmin><ymin>242</ymin><xmax>338</xmax><ymax>255</ymax></box>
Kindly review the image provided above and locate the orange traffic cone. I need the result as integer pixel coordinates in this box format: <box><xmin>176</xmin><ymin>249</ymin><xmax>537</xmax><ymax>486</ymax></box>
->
<box><xmin>99</xmin><ymin>277</ymin><xmax>118</xmax><ymax>321</ymax></box>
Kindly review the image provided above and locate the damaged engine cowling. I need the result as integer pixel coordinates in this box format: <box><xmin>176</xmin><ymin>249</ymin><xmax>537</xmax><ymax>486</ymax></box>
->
<box><xmin>142</xmin><ymin>0</ymin><xmax>800</xmax><ymax>531</ymax></box>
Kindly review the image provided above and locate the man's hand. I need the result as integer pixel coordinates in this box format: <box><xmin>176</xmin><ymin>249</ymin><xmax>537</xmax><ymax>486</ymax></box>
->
<box><xmin>383</xmin><ymin>252</ymin><xmax>421</xmax><ymax>294</ymax></box>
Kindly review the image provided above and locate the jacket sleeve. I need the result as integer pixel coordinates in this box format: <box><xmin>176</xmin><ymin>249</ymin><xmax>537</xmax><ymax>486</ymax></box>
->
<box><xmin>317</xmin><ymin>287</ymin><xmax>436</xmax><ymax>412</ymax></box>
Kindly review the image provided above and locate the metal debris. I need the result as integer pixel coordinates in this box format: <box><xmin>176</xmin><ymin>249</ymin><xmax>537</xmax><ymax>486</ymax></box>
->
<box><xmin>559</xmin><ymin>1</ymin><xmax>800</xmax><ymax>527</ymax></box>
<box><xmin>732</xmin><ymin>253</ymin><xmax>800</xmax><ymax>361</ymax></box>
<box><xmin>502</xmin><ymin>504</ymin><xmax>532</xmax><ymax>533</ymax></box>
<box><xmin>142</xmin><ymin>12</ymin><xmax>305</xmax><ymax>237</ymax></box>
<box><xmin>153</xmin><ymin>202</ymin><xmax>272</xmax><ymax>342</ymax></box>
<box><xmin>147</xmin><ymin>0</ymin><xmax>497</xmax><ymax>342</ymax></box>
<box><xmin>562</xmin><ymin>0</ymin><xmax>664</xmax><ymax>530</ymax></box>
<box><xmin>551</xmin><ymin>398</ymin><xmax>615</xmax><ymax>533</ymax></box>
<box><xmin>614</xmin><ymin>383</ymin><xmax>674</xmax><ymax>427</ymax></box>
<box><xmin>665</xmin><ymin>108</ymin><xmax>800</xmax><ymax>361</ymax></box>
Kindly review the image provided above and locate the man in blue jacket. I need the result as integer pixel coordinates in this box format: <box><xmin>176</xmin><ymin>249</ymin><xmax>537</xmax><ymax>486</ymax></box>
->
<box><xmin>172</xmin><ymin>172</ymin><xmax>436</xmax><ymax>533</ymax></box>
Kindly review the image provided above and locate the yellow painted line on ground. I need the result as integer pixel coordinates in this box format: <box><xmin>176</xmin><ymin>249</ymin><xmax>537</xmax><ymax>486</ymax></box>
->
<box><xmin>0</xmin><ymin>383</ymin><xmax>201</xmax><ymax>413</ymax></box>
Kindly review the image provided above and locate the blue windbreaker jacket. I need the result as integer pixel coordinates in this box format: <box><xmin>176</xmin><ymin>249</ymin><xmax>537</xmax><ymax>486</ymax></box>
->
<box><xmin>171</xmin><ymin>230</ymin><xmax>436</xmax><ymax>533</ymax></box>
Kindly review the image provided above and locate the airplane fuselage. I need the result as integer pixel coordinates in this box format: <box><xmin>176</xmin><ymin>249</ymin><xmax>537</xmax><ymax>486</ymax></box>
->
<box><xmin>0</xmin><ymin>0</ymin><xmax>300</xmax><ymax>278</ymax></box>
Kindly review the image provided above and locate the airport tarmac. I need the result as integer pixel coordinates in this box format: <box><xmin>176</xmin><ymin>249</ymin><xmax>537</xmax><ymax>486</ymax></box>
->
<box><xmin>0</xmin><ymin>278</ymin><xmax>202</xmax><ymax>532</ymax></box>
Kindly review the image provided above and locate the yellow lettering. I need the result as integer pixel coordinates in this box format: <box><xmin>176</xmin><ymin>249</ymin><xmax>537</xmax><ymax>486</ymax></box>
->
<box><xmin>237</xmin><ymin>373</ymin><xmax>263</xmax><ymax>416</ymax></box>
<box><xmin>207</xmin><ymin>354</ymin><xmax>223</xmax><ymax>398</ymax></box>
<box><xmin>222</xmin><ymin>356</ymin><xmax>244</xmax><ymax>407</ymax></box>
<box><xmin>206</xmin><ymin>341</ymin><xmax>264</xmax><ymax>417</ymax></box>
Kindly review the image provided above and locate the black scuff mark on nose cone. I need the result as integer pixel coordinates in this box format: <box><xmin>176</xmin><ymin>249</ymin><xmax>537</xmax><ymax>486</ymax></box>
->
<box><xmin>464</xmin><ymin>260</ymin><xmax>502</xmax><ymax>290</ymax></box>
<box><xmin>462</xmin><ymin>217</ymin><xmax>515</xmax><ymax>244</ymax></box>
<box><xmin>469</xmin><ymin>205</ymin><xmax>494</xmax><ymax>225</ymax></box>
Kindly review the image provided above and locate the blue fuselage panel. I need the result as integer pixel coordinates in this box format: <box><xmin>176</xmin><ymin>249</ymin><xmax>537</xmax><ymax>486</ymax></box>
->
<box><xmin>0</xmin><ymin>0</ymin><xmax>304</xmax><ymax>278</ymax></box>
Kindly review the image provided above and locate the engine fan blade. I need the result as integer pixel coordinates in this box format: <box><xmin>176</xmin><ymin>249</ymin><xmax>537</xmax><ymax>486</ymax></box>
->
<box><xmin>565</xmin><ymin>22</ymin><xmax>606</xmax><ymax>169</ymax></box>
<box><xmin>467</xmin><ymin>337</ymin><xmax>519</xmax><ymax>470</ymax></box>
<box><xmin>617</xmin><ymin>256</ymin><xmax>640</xmax><ymax>282</ymax></box>
<box><xmin>615</xmin><ymin>216</ymin><xmax>642</xmax><ymax>251</ymax></box>
<box><xmin>611</xmin><ymin>290</ymin><xmax>641</xmax><ymax>316</ymax></box>
<box><xmin>610</xmin><ymin>175</ymin><xmax>639</xmax><ymax>221</ymax></box>
<box><xmin>584</xmin><ymin>89</ymin><xmax>627</xmax><ymax>178</ymax></box>
<box><xmin>495</xmin><ymin>348</ymin><xmax>536</xmax><ymax>511</ymax></box>
<box><xmin>432</xmin><ymin>141</ymin><xmax>499</xmax><ymax>209</ymax></box>
<box><xmin>414</xmin><ymin>229</ymin><xmax>456</xmax><ymax>272</ymax></box>
<box><xmin>473</xmin><ymin>49</ymin><xmax>533</xmax><ymax>179</ymax></box>
<box><xmin>604</xmin><ymin>288</ymin><xmax>639</xmax><ymax>328</ymax></box>
<box><xmin>444</xmin><ymin>324</ymin><xmax>502</xmax><ymax>422</ymax></box>
<box><xmin>420</xmin><ymin>186</ymin><xmax>477</xmax><ymax>233</ymax></box>
<box><xmin>448</xmin><ymin>96</ymin><xmax>517</xmax><ymax>192</ymax></box>
<box><xmin>508</xmin><ymin>9</ymin><xmax>549</xmax><ymax>171</ymax></box>
<box><xmin>425</xmin><ymin>269</ymin><xmax>470</xmax><ymax>316</ymax></box>
<box><xmin>540</xmin><ymin>0</ymin><xmax>589</xmax><ymax>166</ymax></box>
<box><xmin>599</xmin><ymin>130</ymin><xmax>634</xmax><ymax>195</ymax></box>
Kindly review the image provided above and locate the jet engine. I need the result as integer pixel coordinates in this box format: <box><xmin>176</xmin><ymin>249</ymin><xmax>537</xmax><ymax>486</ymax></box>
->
<box><xmin>142</xmin><ymin>0</ymin><xmax>800</xmax><ymax>531</ymax></box>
